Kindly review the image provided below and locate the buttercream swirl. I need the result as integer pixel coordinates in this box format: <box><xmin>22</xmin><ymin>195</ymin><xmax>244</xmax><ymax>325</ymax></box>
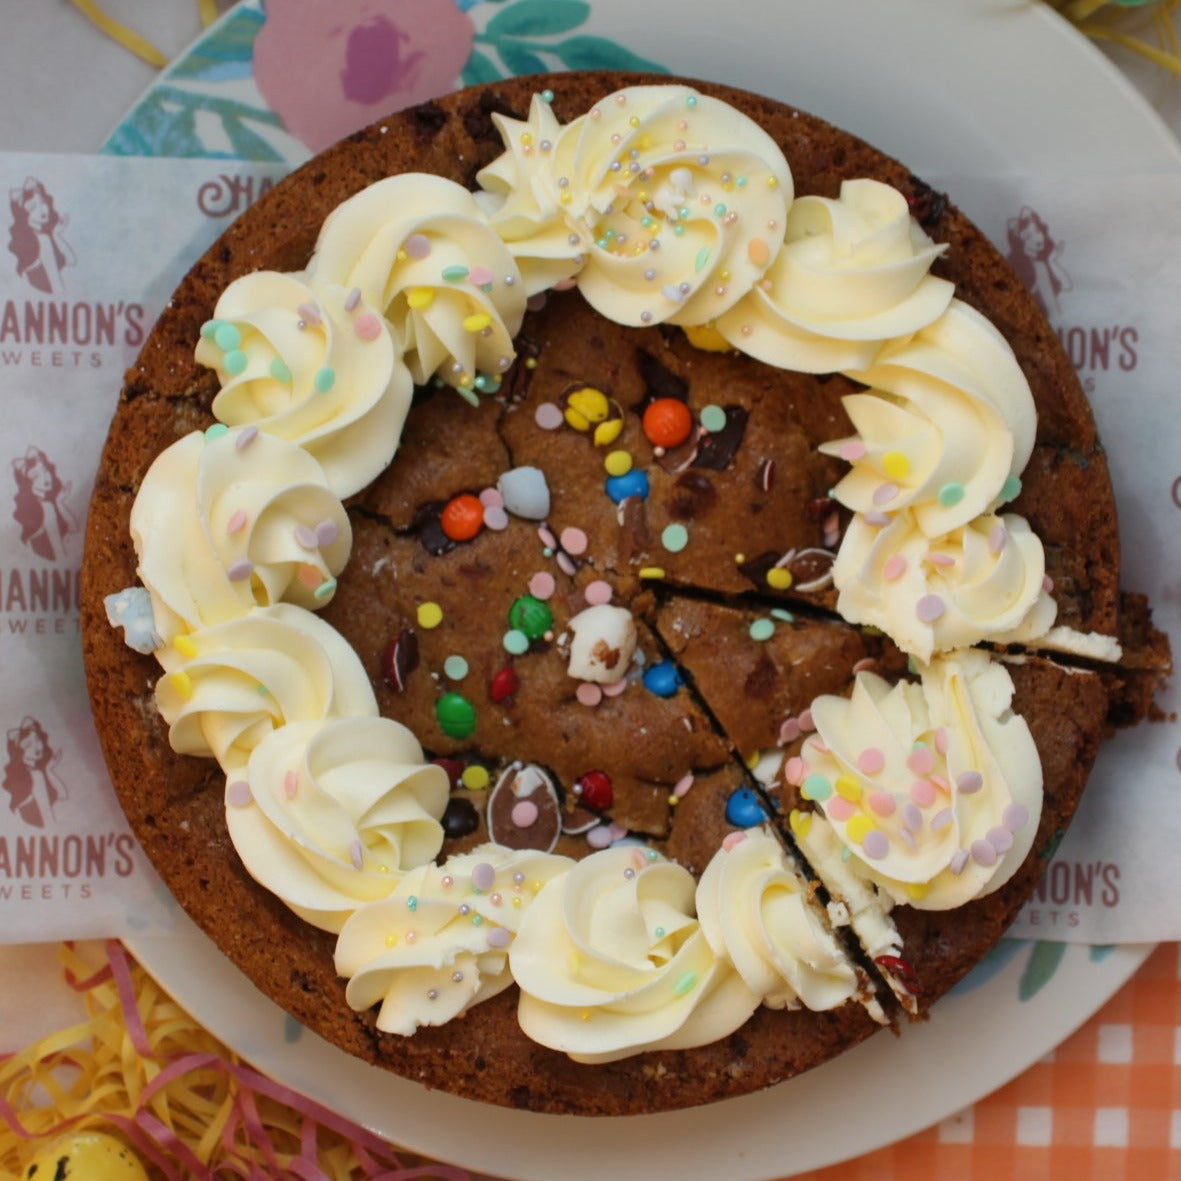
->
<box><xmin>129</xmin><ymin>426</ymin><xmax>351</xmax><ymax>646</ymax></box>
<box><xmin>716</xmin><ymin>178</ymin><xmax>954</xmax><ymax>372</ymax></box>
<box><xmin>225</xmin><ymin>716</ymin><xmax>448</xmax><ymax>932</ymax></box>
<box><xmin>510</xmin><ymin>845</ymin><xmax>760</xmax><ymax>1063</ymax></box>
<box><xmin>495</xmin><ymin>85</ymin><xmax>793</xmax><ymax>328</ymax></box>
<box><xmin>821</xmin><ymin>299</ymin><xmax>1036</xmax><ymax>537</ymax></box>
<box><xmin>335</xmin><ymin>845</ymin><xmax>572</xmax><ymax>1035</ymax></box>
<box><xmin>195</xmin><ymin>272</ymin><xmax>411</xmax><ymax>499</ymax></box>
<box><xmin>695</xmin><ymin>828</ymin><xmax>861</xmax><ymax>1011</ymax></box>
<box><xmin>154</xmin><ymin>602</ymin><xmax>377</xmax><ymax>775</ymax></box>
<box><xmin>791</xmin><ymin>650</ymin><xmax>1042</xmax><ymax>909</ymax></box>
<box><xmin>832</xmin><ymin>509</ymin><xmax>1056</xmax><ymax>661</ymax></box>
<box><xmin>306</xmin><ymin>174</ymin><xmax>526</xmax><ymax>392</ymax></box>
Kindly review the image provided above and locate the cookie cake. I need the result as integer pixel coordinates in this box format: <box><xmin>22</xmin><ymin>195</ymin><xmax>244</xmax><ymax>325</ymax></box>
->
<box><xmin>80</xmin><ymin>71</ymin><xmax>1171</xmax><ymax>1116</ymax></box>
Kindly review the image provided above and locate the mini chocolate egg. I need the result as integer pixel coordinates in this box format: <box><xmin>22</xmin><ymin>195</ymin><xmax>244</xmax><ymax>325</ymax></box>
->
<box><xmin>25</xmin><ymin>1131</ymin><xmax>149</xmax><ymax>1181</ymax></box>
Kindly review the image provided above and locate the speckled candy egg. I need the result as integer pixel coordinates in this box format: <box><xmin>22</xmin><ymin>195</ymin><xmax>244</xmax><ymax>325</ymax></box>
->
<box><xmin>25</xmin><ymin>1132</ymin><xmax>149</xmax><ymax>1181</ymax></box>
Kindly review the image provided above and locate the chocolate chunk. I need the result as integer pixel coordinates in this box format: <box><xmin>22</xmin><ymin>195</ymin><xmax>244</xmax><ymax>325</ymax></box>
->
<box><xmin>412</xmin><ymin>501</ymin><xmax>457</xmax><ymax>556</ymax></box>
<box><xmin>667</xmin><ymin>471</ymin><xmax>718</xmax><ymax>521</ymax></box>
<box><xmin>442</xmin><ymin>796</ymin><xmax>480</xmax><ymax>839</ymax></box>
<box><xmin>636</xmin><ymin>348</ymin><xmax>689</xmax><ymax>403</ymax></box>
<box><xmin>737</xmin><ymin>550</ymin><xmax>781</xmax><ymax>590</ymax></box>
<box><xmin>743</xmin><ymin>653</ymin><xmax>779</xmax><ymax>701</ymax></box>
<box><xmin>788</xmin><ymin>547</ymin><xmax>836</xmax><ymax>591</ymax></box>
<box><xmin>693</xmin><ymin>406</ymin><xmax>748</xmax><ymax>470</ymax></box>
<box><xmin>380</xmin><ymin>628</ymin><xmax>419</xmax><ymax>692</ymax></box>
<box><xmin>618</xmin><ymin>494</ymin><xmax>649</xmax><ymax>562</ymax></box>
<box><xmin>409</xmin><ymin>100</ymin><xmax>447</xmax><ymax>138</ymax></box>
<box><xmin>906</xmin><ymin>174</ymin><xmax>948</xmax><ymax>230</ymax></box>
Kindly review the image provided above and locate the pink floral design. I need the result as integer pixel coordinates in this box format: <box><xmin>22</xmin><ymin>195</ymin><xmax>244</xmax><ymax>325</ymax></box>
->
<box><xmin>253</xmin><ymin>0</ymin><xmax>475</xmax><ymax>153</ymax></box>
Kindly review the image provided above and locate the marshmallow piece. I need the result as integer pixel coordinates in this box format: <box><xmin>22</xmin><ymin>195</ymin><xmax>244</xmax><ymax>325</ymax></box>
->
<box><xmin>567</xmin><ymin>604</ymin><xmax>637</xmax><ymax>683</ymax></box>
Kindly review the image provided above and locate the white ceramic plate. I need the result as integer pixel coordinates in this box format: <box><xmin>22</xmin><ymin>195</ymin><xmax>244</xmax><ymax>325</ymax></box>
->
<box><xmin>116</xmin><ymin>1</ymin><xmax>1179</xmax><ymax>1178</ymax></box>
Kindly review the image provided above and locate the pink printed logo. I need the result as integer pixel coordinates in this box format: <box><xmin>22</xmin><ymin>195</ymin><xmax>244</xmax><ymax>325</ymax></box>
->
<box><xmin>11</xmin><ymin>446</ymin><xmax>79</xmax><ymax>562</ymax></box>
<box><xmin>1006</xmin><ymin>206</ymin><xmax>1072</xmax><ymax>319</ymax></box>
<box><xmin>7</xmin><ymin>178</ymin><xmax>75</xmax><ymax>296</ymax></box>
<box><xmin>3</xmin><ymin>716</ymin><xmax>67</xmax><ymax>830</ymax></box>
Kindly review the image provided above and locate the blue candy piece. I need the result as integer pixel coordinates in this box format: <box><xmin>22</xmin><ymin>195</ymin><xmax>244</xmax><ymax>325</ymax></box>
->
<box><xmin>605</xmin><ymin>469</ymin><xmax>650</xmax><ymax>504</ymax></box>
<box><xmin>725</xmin><ymin>787</ymin><xmax>768</xmax><ymax>828</ymax></box>
<box><xmin>642</xmin><ymin>661</ymin><xmax>683</xmax><ymax>698</ymax></box>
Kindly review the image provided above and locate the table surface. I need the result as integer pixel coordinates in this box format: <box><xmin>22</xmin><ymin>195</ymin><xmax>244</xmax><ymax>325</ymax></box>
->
<box><xmin>1</xmin><ymin>3</ymin><xmax>1180</xmax><ymax>1178</ymax></box>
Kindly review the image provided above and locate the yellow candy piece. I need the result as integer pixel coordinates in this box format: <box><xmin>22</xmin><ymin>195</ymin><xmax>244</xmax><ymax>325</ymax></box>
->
<box><xmin>25</xmin><ymin>1132</ymin><xmax>149</xmax><ymax>1181</ymax></box>
<box><xmin>683</xmin><ymin>323</ymin><xmax>731</xmax><ymax>353</ymax></box>
<box><xmin>462</xmin><ymin>312</ymin><xmax>492</xmax><ymax>333</ymax></box>
<box><xmin>173</xmin><ymin>634</ymin><xmax>197</xmax><ymax>658</ymax></box>
<box><xmin>789</xmin><ymin>808</ymin><xmax>812</xmax><ymax>839</ymax></box>
<box><xmin>416</xmin><ymin>601</ymin><xmax>443</xmax><ymax>629</ymax></box>
<box><xmin>593</xmin><ymin>415</ymin><xmax>624</xmax><ymax>447</ymax></box>
<box><xmin>406</xmin><ymin>287</ymin><xmax>435</xmax><ymax>310</ymax></box>
<box><xmin>461</xmin><ymin>764</ymin><xmax>490</xmax><ymax>791</ymax></box>
<box><xmin>604</xmin><ymin>449</ymin><xmax>633</xmax><ymax>477</ymax></box>
<box><xmin>563</xmin><ymin>386</ymin><xmax>609</xmax><ymax>431</ymax></box>
<box><xmin>765</xmin><ymin>567</ymin><xmax>793</xmax><ymax>590</ymax></box>
<box><xmin>638</xmin><ymin>566</ymin><xmax>666</xmax><ymax>580</ymax></box>
<box><xmin>168</xmin><ymin>670</ymin><xmax>193</xmax><ymax>699</ymax></box>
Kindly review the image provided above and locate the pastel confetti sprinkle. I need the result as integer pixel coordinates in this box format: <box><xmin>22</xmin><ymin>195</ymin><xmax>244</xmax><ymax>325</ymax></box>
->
<box><xmin>916</xmin><ymin>594</ymin><xmax>945</xmax><ymax>622</ymax></box>
<box><xmin>662</xmin><ymin>523</ymin><xmax>689</xmax><ymax>553</ymax></box>
<box><xmin>862</xmin><ymin>830</ymin><xmax>889</xmax><ymax>860</ymax></box>
<box><xmin>226</xmin><ymin>780</ymin><xmax>252</xmax><ymax>807</ymax></box>
<box><xmin>503</xmin><ymin>629</ymin><xmax>530</xmax><ymax>655</ymax></box>
<box><xmin>443</xmin><ymin>655</ymin><xmax>469</xmax><ymax>681</ymax></box>
<box><xmin>700</xmin><ymin>404</ymin><xmax>728</xmax><ymax>432</ymax></box>
<box><xmin>462</xmin><ymin>765</ymin><xmax>490</xmax><ymax>791</ymax></box>
<box><xmin>528</xmin><ymin>571</ymin><xmax>556</xmax><ymax>599</ymax></box>
<box><xmin>576</xmin><ymin>682</ymin><xmax>604</xmax><ymax>707</ymax></box>
<box><xmin>511</xmin><ymin>800</ymin><xmax>539</xmax><ymax>827</ymax></box>
<box><xmin>883</xmin><ymin>554</ymin><xmax>907</xmax><ymax>582</ymax></box>
<box><xmin>416</xmin><ymin>601</ymin><xmax>443</xmax><ymax>629</ymax></box>
<box><xmin>857</xmin><ymin>747</ymin><xmax>885</xmax><ymax>775</ymax></box>
<box><xmin>560</xmin><ymin>527</ymin><xmax>589</xmax><ymax>555</ymax></box>
<box><xmin>748</xmin><ymin>617</ymin><xmax>775</xmax><ymax>642</ymax></box>
<box><xmin>840</xmin><ymin>439</ymin><xmax>867</xmax><ymax>461</ymax></box>
<box><xmin>584</xmin><ymin>579</ymin><xmax>613</xmax><ymax>605</ymax></box>
<box><xmin>354</xmin><ymin>313</ymin><xmax>382</xmax><ymax>341</ymax></box>
<box><xmin>957</xmin><ymin>770</ymin><xmax>984</xmax><ymax>794</ymax></box>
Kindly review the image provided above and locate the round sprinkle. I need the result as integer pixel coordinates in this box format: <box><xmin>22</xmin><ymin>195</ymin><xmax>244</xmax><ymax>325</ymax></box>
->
<box><xmin>502</xmin><ymin>629</ymin><xmax>530</xmax><ymax>655</ymax></box>
<box><xmin>662</xmin><ymin>523</ymin><xmax>689</xmax><ymax>553</ymax></box>
<box><xmin>846</xmin><ymin>814</ymin><xmax>873</xmax><ymax>843</ymax></box>
<box><xmin>1003</xmin><ymin>802</ymin><xmax>1029</xmax><ymax>831</ymax></box>
<box><xmin>602</xmin><ymin>678</ymin><xmax>628</xmax><ymax>698</ymax></box>
<box><xmin>916</xmin><ymin>594</ymin><xmax>945</xmax><ymax>622</ymax></box>
<box><xmin>560</xmin><ymin>526</ymin><xmax>589</xmax><ymax>556</ymax></box>
<box><xmin>227</xmin><ymin>558</ymin><xmax>253</xmax><ymax>582</ymax></box>
<box><xmin>604</xmin><ymin>450</ymin><xmax>633</xmax><ymax>477</ymax></box>
<box><xmin>700</xmin><ymin>404</ymin><xmax>727</xmax><ymax>433</ymax></box>
<box><xmin>642</xmin><ymin>398</ymin><xmax>693</xmax><ymax>448</ymax></box>
<box><xmin>872</xmin><ymin>482</ymin><xmax>899</xmax><ymax>507</ymax></box>
<box><xmin>483</xmin><ymin>504</ymin><xmax>509</xmax><ymax>531</ymax></box>
<box><xmin>802</xmin><ymin>773</ymin><xmax>832</xmax><ymax>802</ymax></box>
<box><xmin>511</xmin><ymin>800</ymin><xmax>539</xmax><ymax>828</ymax></box>
<box><xmin>908</xmin><ymin>747</ymin><xmax>936</xmax><ymax>776</ymax></box>
<box><xmin>765</xmin><ymin>567</ymin><xmax>792</xmax><ymax>590</ymax></box>
<box><xmin>909</xmin><ymin>779</ymin><xmax>936</xmax><ymax>807</ymax></box>
<box><xmin>989</xmin><ymin>523</ymin><xmax>1008</xmax><ymax>553</ymax></box>
<box><xmin>227</xmin><ymin>509</ymin><xmax>248</xmax><ymax>536</ymax></box>
<box><xmin>827</xmin><ymin>796</ymin><xmax>856</xmax><ymax>822</ymax></box>
<box><xmin>404</xmin><ymin>233</ymin><xmax>431</xmax><ymax>259</ymax></box>
<box><xmin>269</xmin><ymin>357</ymin><xmax>292</xmax><ymax>382</ymax></box>
<box><xmin>443</xmin><ymin>654</ymin><xmax>469</xmax><ymax>681</ymax></box>
<box><xmin>234</xmin><ymin>425</ymin><xmax>258</xmax><ymax>450</ymax></box>
<box><xmin>748</xmin><ymin>617</ymin><xmax>775</xmax><ymax>642</ymax></box>
<box><xmin>470</xmin><ymin>266</ymin><xmax>495</xmax><ymax>287</ymax></box>
<box><xmin>226</xmin><ymin>780</ymin><xmax>252</xmax><ymax>807</ymax></box>
<box><xmin>354</xmin><ymin>312</ymin><xmax>382</xmax><ymax>342</ymax></box>
<box><xmin>950</xmin><ymin>849</ymin><xmax>970</xmax><ymax>875</ymax></box>
<box><xmin>441</xmin><ymin>265</ymin><xmax>470</xmax><ymax>283</ymax></box>
<box><xmin>315</xmin><ymin>519</ymin><xmax>338</xmax><ymax>547</ymax></box>
<box><xmin>435</xmin><ymin>692</ymin><xmax>476</xmax><ymax>739</ymax></box>
<box><xmin>882</xmin><ymin>451</ymin><xmax>911</xmax><ymax>480</ymax></box>
<box><xmin>462</xmin><ymin>764</ymin><xmax>490</xmax><ymax>791</ymax></box>
<box><xmin>416</xmin><ymin>601</ymin><xmax>443</xmax><ymax>629</ymax></box>
<box><xmin>970</xmin><ymin>839</ymin><xmax>998</xmax><ymax>867</ymax></box>
<box><xmin>957</xmin><ymin>770</ymin><xmax>984</xmax><ymax>794</ymax></box>
<box><xmin>857</xmin><ymin>747</ymin><xmax>885</xmax><ymax>775</ymax></box>
<box><xmin>313</xmin><ymin>367</ymin><xmax>336</xmax><ymax>393</ymax></box>
<box><xmin>479</xmin><ymin>487</ymin><xmax>504</xmax><ymax>509</ymax></box>
<box><xmin>840</xmin><ymin>439</ymin><xmax>867</xmax><ymax>462</ymax></box>
<box><xmin>868</xmin><ymin>791</ymin><xmax>896</xmax><ymax>817</ymax></box>
<box><xmin>930</xmin><ymin>807</ymin><xmax>953</xmax><ymax>832</ymax></box>
<box><xmin>472</xmin><ymin>862</ymin><xmax>496</xmax><ymax>891</ymax></box>
<box><xmin>223</xmin><ymin>349</ymin><xmax>248</xmax><ymax>376</ymax></box>
<box><xmin>528</xmin><ymin>571</ymin><xmax>556</xmax><ymax>600</ymax></box>
<box><xmin>901</xmin><ymin>802</ymin><xmax>923</xmax><ymax>832</ymax></box>
<box><xmin>862</xmin><ymin>830</ymin><xmax>889</xmax><ymax>860</ymax></box>
<box><xmin>605</xmin><ymin>469</ymin><xmax>650</xmax><ymax>504</ymax></box>
<box><xmin>883</xmin><ymin>554</ymin><xmax>908</xmax><ymax>582</ymax></box>
<box><xmin>999</xmin><ymin>474</ymin><xmax>1022</xmax><ymax>503</ymax></box>
<box><xmin>214</xmin><ymin>322</ymin><xmax>241</xmax><ymax>351</ymax></box>
<box><xmin>938</xmin><ymin>482</ymin><xmax>965</xmax><ymax>507</ymax></box>
<box><xmin>576</xmin><ymin>682</ymin><xmax>604</xmax><ymax>707</ymax></box>
<box><xmin>584</xmin><ymin>579</ymin><xmax>613</xmax><ymax>606</ymax></box>
<box><xmin>487</xmin><ymin>927</ymin><xmax>511</xmax><ymax>949</ymax></box>
<box><xmin>987</xmin><ymin>826</ymin><xmax>1014</xmax><ymax>853</ymax></box>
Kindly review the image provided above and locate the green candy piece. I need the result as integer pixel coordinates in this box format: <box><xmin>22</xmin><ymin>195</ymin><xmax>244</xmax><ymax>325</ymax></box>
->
<box><xmin>435</xmin><ymin>692</ymin><xmax>476</xmax><ymax>739</ymax></box>
<box><xmin>508</xmin><ymin>594</ymin><xmax>553</xmax><ymax>641</ymax></box>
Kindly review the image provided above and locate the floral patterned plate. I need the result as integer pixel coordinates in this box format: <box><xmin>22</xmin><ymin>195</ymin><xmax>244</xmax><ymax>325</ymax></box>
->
<box><xmin>114</xmin><ymin>1</ymin><xmax>1176</xmax><ymax>1176</ymax></box>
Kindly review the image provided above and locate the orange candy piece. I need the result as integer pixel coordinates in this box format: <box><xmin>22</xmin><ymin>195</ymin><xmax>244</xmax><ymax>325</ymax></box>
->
<box><xmin>642</xmin><ymin>398</ymin><xmax>693</xmax><ymax>449</ymax></box>
<box><xmin>440</xmin><ymin>494</ymin><xmax>485</xmax><ymax>541</ymax></box>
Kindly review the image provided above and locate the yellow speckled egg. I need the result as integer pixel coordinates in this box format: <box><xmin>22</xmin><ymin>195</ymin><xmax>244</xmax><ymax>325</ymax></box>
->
<box><xmin>25</xmin><ymin>1131</ymin><xmax>149</xmax><ymax>1181</ymax></box>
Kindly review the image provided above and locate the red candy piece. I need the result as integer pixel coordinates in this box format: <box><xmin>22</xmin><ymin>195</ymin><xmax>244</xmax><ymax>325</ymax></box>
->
<box><xmin>642</xmin><ymin>398</ymin><xmax>692</xmax><ymax>449</ymax></box>
<box><xmin>490</xmin><ymin>665</ymin><xmax>519</xmax><ymax>703</ymax></box>
<box><xmin>874</xmin><ymin>953</ymin><xmax>922</xmax><ymax>996</ymax></box>
<box><xmin>440</xmin><ymin>494</ymin><xmax>485</xmax><ymax>541</ymax></box>
<box><xmin>575</xmin><ymin>770</ymin><xmax>614</xmax><ymax>810</ymax></box>
<box><xmin>431</xmin><ymin>758</ymin><xmax>465</xmax><ymax>791</ymax></box>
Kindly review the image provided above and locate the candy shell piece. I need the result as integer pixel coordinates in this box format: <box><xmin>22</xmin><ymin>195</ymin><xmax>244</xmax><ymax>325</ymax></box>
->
<box><xmin>25</xmin><ymin>1132</ymin><xmax>150</xmax><ymax>1181</ymax></box>
<box><xmin>487</xmin><ymin>763</ymin><xmax>561</xmax><ymax>851</ymax></box>
<box><xmin>497</xmin><ymin>466</ymin><xmax>551</xmax><ymax>519</ymax></box>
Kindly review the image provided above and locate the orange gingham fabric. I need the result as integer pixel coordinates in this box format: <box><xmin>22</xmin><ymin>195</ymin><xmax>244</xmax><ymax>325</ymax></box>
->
<box><xmin>781</xmin><ymin>942</ymin><xmax>1181</xmax><ymax>1181</ymax></box>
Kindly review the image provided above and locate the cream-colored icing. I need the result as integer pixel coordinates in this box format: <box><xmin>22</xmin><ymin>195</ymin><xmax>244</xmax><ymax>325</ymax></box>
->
<box><xmin>130</xmin><ymin>426</ymin><xmax>351</xmax><ymax>646</ymax></box>
<box><xmin>832</xmin><ymin>509</ymin><xmax>1057</xmax><ymax>661</ymax></box>
<box><xmin>195</xmin><ymin>272</ymin><xmax>411</xmax><ymax>499</ymax></box>
<box><xmin>696</xmin><ymin>828</ymin><xmax>861</xmax><ymax>1011</ymax></box>
<box><xmin>307</xmin><ymin>174</ymin><xmax>527</xmax><ymax>392</ymax></box>
<box><xmin>335</xmin><ymin>845</ymin><xmax>572</xmax><ymax>1035</ymax></box>
<box><xmin>793</xmin><ymin>650</ymin><xmax>1042</xmax><ymax>909</ymax></box>
<box><xmin>510</xmin><ymin>845</ymin><xmax>760</xmax><ymax>1062</ymax></box>
<box><xmin>716</xmin><ymin>178</ymin><xmax>954</xmax><ymax>372</ymax></box>
<box><xmin>225</xmin><ymin>716</ymin><xmax>448</xmax><ymax>932</ymax></box>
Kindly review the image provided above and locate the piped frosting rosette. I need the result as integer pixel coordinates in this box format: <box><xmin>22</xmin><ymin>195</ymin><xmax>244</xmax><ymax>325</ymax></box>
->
<box><xmin>695</xmin><ymin>828</ymin><xmax>861</xmax><ymax>1011</ymax></box>
<box><xmin>129</xmin><ymin>425</ymin><xmax>351</xmax><ymax>646</ymax></box>
<box><xmin>480</xmin><ymin>85</ymin><xmax>793</xmax><ymax>328</ymax></box>
<box><xmin>510</xmin><ymin>845</ymin><xmax>760</xmax><ymax>1063</ymax></box>
<box><xmin>335</xmin><ymin>845</ymin><xmax>572</xmax><ymax>1035</ymax></box>
<box><xmin>787</xmin><ymin>649</ymin><xmax>1042</xmax><ymax>910</ymax></box>
<box><xmin>832</xmin><ymin>509</ymin><xmax>1057</xmax><ymax>661</ymax></box>
<box><xmin>306</xmin><ymin>174</ymin><xmax>527</xmax><ymax>394</ymax></box>
<box><xmin>195</xmin><ymin>272</ymin><xmax>411</xmax><ymax>499</ymax></box>
<box><xmin>154</xmin><ymin>602</ymin><xmax>377</xmax><ymax>775</ymax></box>
<box><xmin>715</xmin><ymin>179</ymin><xmax>954</xmax><ymax>372</ymax></box>
<box><xmin>225</xmin><ymin>716</ymin><xmax>449</xmax><ymax>932</ymax></box>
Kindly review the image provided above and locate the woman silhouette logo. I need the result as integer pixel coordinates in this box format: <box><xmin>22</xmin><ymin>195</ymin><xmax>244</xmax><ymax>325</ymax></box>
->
<box><xmin>7</xmin><ymin>178</ymin><xmax>76</xmax><ymax>296</ymax></box>
<box><xmin>4</xmin><ymin>717</ymin><xmax>68</xmax><ymax>829</ymax></box>
<box><xmin>1006</xmin><ymin>206</ymin><xmax>1072</xmax><ymax>319</ymax></box>
<box><xmin>12</xmin><ymin>446</ymin><xmax>79</xmax><ymax>561</ymax></box>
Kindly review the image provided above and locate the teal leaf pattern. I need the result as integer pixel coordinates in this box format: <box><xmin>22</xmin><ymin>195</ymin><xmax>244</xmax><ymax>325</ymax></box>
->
<box><xmin>486</xmin><ymin>0</ymin><xmax>590</xmax><ymax>38</ymax></box>
<box><xmin>169</xmin><ymin>7</ymin><xmax>265</xmax><ymax>82</ymax></box>
<box><xmin>1018</xmin><ymin>939</ymin><xmax>1068</xmax><ymax>1001</ymax></box>
<box><xmin>949</xmin><ymin>936</ymin><xmax>1025</xmax><ymax>996</ymax></box>
<box><xmin>551</xmin><ymin>34</ymin><xmax>666</xmax><ymax>72</ymax></box>
<box><xmin>462</xmin><ymin>47</ymin><xmax>504</xmax><ymax>86</ymax></box>
<box><xmin>283</xmin><ymin>1013</ymin><xmax>304</xmax><ymax>1044</ymax></box>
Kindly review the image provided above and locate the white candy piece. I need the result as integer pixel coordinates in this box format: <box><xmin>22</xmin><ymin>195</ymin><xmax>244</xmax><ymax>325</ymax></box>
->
<box><xmin>566</xmin><ymin>604</ymin><xmax>637</xmax><ymax>684</ymax></box>
<box><xmin>497</xmin><ymin>465</ymin><xmax>550</xmax><ymax>520</ymax></box>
